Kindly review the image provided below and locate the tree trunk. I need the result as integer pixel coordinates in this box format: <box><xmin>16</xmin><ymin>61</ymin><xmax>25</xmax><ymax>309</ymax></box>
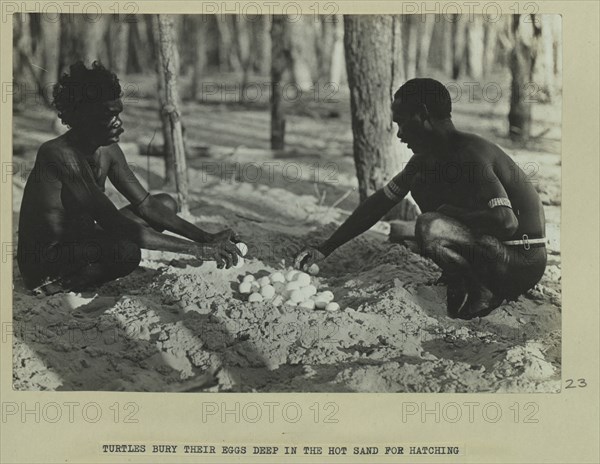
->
<box><xmin>151</xmin><ymin>16</ymin><xmax>175</xmax><ymax>191</ymax></box>
<box><xmin>191</xmin><ymin>15</ymin><xmax>208</xmax><ymax>100</ymax></box>
<box><xmin>344</xmin><ymin>15</ymin><xmax>413</xmax><ymax>203</ymax></box>
<box><xmin>533</xmin><ymin>15</ymin><xmax>555</xmax><ymax>102</ymax></box>
<box><xmin>406</xmin><ymin>15</ymin><xmax>419</xmax><ymax>79</ymax></box>
<box><xmin>108</xmin><ymin>15</ymin><xmax>129</xmax><ymax>75</ymax></box>
<box><xmin>40</xmin><ymin>16</ymin><xmax>61</xmax><ymax>106</ymax></box>
<box><xmin>417</xmin><ymin>14</ymin><xmax>435</xmax><ymax>75</ymax></box>
<box><xmin>233</xmin><ymin>16</ymin><xmax>253</xmax><ymax>93</ymax></box>
<box><xmin>288</xmin><ymin>17</ymin><xmax>315</xmax><ymax>90</ymax></box>
<box><xmin>156</xmin><ymin>14</ymin><xmax>189</xmax><ymax>214</ymax></box>
<box><xmin>483</xmin><ymin>21</ymin><xmax>498</xmax><ymax>77</ymax></box>
<box><xmin>508</xmin><ymin>14</ymin><xmax>541</xmax><ymax>141</ymax></box>
<box><xmin>270</xmin><ymin>15</ymin><xmax>288</xmax><ymax>150</ymax></box>
<box><xmin>452</xmin><ymin>15</ymin><xmax>467</xmax><ymax>79</ymax></box>
<box><xmin>254</xmin><ymin>15</ymin><xmax>271</xmax><ymax>76</ymax></box>
<box><xmin>80</xmin><ymin>15</ymin><xmax>108</xmax><ymax>66</ymax></box>
<box><xmin>466</xmin><ymin>15</ymin><xmax>485</xmax><ymax>79</ymax></box>
<box><xmin>329</xmin><ymin>15</ymin><xmax>345</xmax><ymax>85</ymax></box>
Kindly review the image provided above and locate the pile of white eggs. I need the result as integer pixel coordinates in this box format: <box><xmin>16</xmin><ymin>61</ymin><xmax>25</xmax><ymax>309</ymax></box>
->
<box><xmin>238</xmin><ymin>269</ymin><xmax>340</xmax><ymax>312</ymax></box>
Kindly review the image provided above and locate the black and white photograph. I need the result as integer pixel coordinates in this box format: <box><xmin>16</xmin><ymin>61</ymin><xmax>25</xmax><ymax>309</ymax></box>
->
<box><xmin>11</xmin><ymin>11</ymin><xmax>562</xmax><ymax>393</ymax></box>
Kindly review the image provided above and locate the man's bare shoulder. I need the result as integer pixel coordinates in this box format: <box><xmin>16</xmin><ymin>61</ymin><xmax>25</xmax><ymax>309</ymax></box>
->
<box><xmin>38</xmin><ymin>135</ymin><xmax>77</xmax><ymax>162</ymax></box>
<box><xmin>453</xmin><ymin>131</ymin><xmax>506</xmax><ymax>164</ymax></box>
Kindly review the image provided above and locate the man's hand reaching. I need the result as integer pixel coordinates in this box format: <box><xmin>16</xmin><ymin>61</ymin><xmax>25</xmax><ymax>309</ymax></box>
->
<box><xmin>294</xmin><ymin>247</ymin><xmax>326</xmax><ymax>272</ymax></box>
<box><xmin>209</xmin><ymin>228</ymin><xmax>241</xmax><ymax>244</ymax></box>
<box><xmin>195</xmin><ymin>239</ymin><xmax>241</xmax><ymax>269</ymax></box>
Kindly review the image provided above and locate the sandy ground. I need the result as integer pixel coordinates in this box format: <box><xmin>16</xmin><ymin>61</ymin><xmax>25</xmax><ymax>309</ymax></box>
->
<box><xmin>10</xmin><ymin>83</ymin><xmax>562</xmax><ymax>392</ymax></box>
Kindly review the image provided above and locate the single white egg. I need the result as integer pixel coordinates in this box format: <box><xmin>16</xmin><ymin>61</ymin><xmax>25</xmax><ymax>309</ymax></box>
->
<box><xmin>325</xmin><ymin>302</ymin><xmax>340</xmax><ymax>312</ymax></box>
<box><xmin>302</xmin><ymin>284</ymin><xmax>317</xmax><ymax>297</ymax></box>
<box><xmin>258</xmin><ymin>276</ymin><xmax>271</xmax><ymax>287</ymax></box>
<box><xmin>284</xmin><ymin>299</ymin><xmax>297</xmax><ymax>307</ymax></box>
<box><xmin>270</xmin><ymin>272</ymin><xmax>285</xmax><ymax>283</ymax></box>
<box><xmin>315</xmin><ymin>300</ymin><xmax>328</xmax><ymax>310</ymax></box>
<box><xmin>242</xmin><ymin>274</ymin><xmax>255</xmax><ymax>283</ymax></box>
<box><xmin>290</xmin><ymin>289</ymin><xmax>304</xmax><ymax>303</ymax></box>
<box><xmin>295</xmin><ymin>273</ymin><xmax>311</xmax><ymax>287</ymax></box>
<box><xmin>285</xmin><ymin>281</ymin><xmax>301</xmax><ymax>292</ymax></box>
<box><xmin>298</xmin><ymin>300</ymin><xmax>316</xmax><ymax>310</ymax></box>
<box><xmin>239</xmin><ymin>282</ymin><xmax>252</xmax><ymax>294</ymax></box>
<box><xmin>236</xmin><ymin>242</ymin><xmax>248</xmax><ymax>256</ymax></box>
<box><xmin>248</xmin><ymin>293</ymin><xmax>263</xmax><ymax>303</ymax></box>
<box><xmin>285</xmin><ymin>270</ymin><xmax>299</xmax><ymax>282</ymax></box>
<box><xmin>308</xmin><ymin>263</ymin><xmax>320</xmax><ymax>275</ymax></box>
<box><xmin>320</xmin><ymin>290</ymin><xmax>335</xmax><ymax>302</ymax></box>
<box><xmin>260</xmin><ymin>285</ymin><xmax>275</xmax><ymax>299</ymax></box>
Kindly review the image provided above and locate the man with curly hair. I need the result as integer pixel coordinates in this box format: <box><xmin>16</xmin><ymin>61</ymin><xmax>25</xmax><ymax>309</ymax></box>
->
<box><xmin>17</xmin><ymin>61</ymin><xmax>241</xmax><ymax>294</ymax></box>
<box><xmin>295</xmin><ymin>78</ymin><xmax>547</xmax><ymax>319</ymax></box>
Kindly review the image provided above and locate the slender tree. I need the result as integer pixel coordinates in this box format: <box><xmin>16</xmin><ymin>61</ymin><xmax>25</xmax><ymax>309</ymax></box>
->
<box><xmin>508</xmin><ymin>14</ymin><xmax>541</xmax><ymax>141</ymax></box>
<box><xmin>270</xmin><ymin>15</ymin><xmax>289</xmax><ymax>149</ymax></box>
<box><xmin>156</xmin><ymin>14</ymin><xmax>189</xmax><ymax>214</ymax></box>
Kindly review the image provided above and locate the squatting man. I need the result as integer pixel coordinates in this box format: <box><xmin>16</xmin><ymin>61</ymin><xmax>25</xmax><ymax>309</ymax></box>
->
<box><xmin>17</xmin><ymin>62</ymin><xmax>242</xmax><ymax>294</ymax></box>
<box><xmin>296</xmin><ymin>78</ymin><xmax>547</xmax><ymax>319</ymax></box>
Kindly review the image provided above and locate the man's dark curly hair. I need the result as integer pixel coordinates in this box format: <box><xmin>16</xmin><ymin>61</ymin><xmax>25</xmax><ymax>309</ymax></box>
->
<box><xmin>394</xmin><ymin>78</ymin><xmax>452</xmax><ymax>119</ymax></box>
<box><xmin>52</xmin><ymin>61</ymin><xmax>122</xmax><ymax>127</ymax></box>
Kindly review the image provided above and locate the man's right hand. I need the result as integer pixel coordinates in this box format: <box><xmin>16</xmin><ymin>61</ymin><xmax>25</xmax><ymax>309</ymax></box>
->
<box><xmin>294</xmin><ymin>247</ymin><xmax>326</xmax><ymax>272</ymax></box>
<box><xmin>195</xmin><ymin>241</ymin><xmax>241</xmax><ymax>269</ymax></box>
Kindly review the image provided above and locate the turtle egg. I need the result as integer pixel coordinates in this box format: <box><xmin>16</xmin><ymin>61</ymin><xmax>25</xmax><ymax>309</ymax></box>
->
<box><xmin>325</xmin><ymin>302</ymin><xmax>340</xmax><ymax>312</ymax></box>
<box><xmin>248</xmin><ymin>293</ymin><xmax>263</xmax><ymax>303</ymax></box>
<box><xmin>260</xmin><ymin>285</ymin><xmax>275</xmax><ymax>299</ymax></box>
<box><xmin>239</xmin><ymin>282</ymin><xmax>252</xmax><ymax>294</ymax></box>
<box><xmin>257</xmin><ymin>276</ymin><xmax>271</xmax><ymax>287</ymax></box>
<box><xmin>270</xmin><ymin>272</ymin><xmax>285</xmax><ymax>283</ymax></box>
<box><xmin>242</xmin><ymin>274</ymin><xmax>255</xmax><ymax>283</ymax></box>
<box><xmin>315</xmin><ymin>300</ymin><xmax>328</xmax><ymax>310</ymax></box>
<box><xmin>320</xmin><ymin>291</ymin><xmax>335</xmax><ymax>302</ymax></box>
<box><xmin>285</xmin><ymin>270</ymin><xmax>299</xmax><ymax>282</ymax></box>
<box><xmin>308</xmin><ymin>264</ymin><xmax>320</xmax><ymax>275</ymax></box>
<box><xmin>295</xmin><ymin>273</ymin><xmax>311</xmax><ymax>287</ymax></box>
<box><xmin>290</xmin><ymin>290</ymin><xmax>304</xmax><ymax>303</ymax></box>
<box><xmin>298</xmin><ymin>300</ymin><xmax>316</xmax><ymax>310</ymax></box>
<box><xmin>285</xmin><ymin>281</ymin><xmax>301</xmax><ymax>292</ymax></box>
<box><xmin>236</xmin><ymin>242</ymin><xmax>248</xmax><ymax>256</ymax></box>
<box><xmin>302</xmin><ymin>284</ymin><xmax>317</xmax><ymax>297</ymax></box>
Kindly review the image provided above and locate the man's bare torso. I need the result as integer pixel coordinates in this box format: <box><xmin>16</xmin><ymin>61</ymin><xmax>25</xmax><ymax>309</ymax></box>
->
<box><xmin>408</xmin><ymin>131</ymin><xmax>545</xmax><ymax>239</ymax></box>
<box><xmin>18</xmin><ymin>134</ymin><xmax>113</xmax><ymax>248</ymax></box>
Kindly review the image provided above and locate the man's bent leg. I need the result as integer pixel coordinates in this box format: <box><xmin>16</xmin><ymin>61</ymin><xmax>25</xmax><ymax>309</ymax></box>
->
<box><xmin>415</xmin><ymin>212</ymin><xmax>505</xmax><ymax>318</ymax></box>
<box><xmin>32</xmin><ymin>237</ymin><xmax>141</xmax><ymax>294</ymax></box>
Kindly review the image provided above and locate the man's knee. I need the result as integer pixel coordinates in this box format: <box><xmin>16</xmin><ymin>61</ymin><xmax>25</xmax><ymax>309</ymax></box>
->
<box><xmin>113</xmin><ymin>239</ymin><xmax>141</xmax><ymax>276</ymax></box>
<box><xmin>153</xmin><ymin>193</ymin><xmax>178</xmax><ymax>213</ymax></box>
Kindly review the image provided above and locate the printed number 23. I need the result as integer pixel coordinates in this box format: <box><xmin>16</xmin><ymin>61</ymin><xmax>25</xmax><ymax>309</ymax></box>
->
<box><xmin>565</xmin><ymin>379</ymin><xmax>587</xmax><ymax>389</ymax></box>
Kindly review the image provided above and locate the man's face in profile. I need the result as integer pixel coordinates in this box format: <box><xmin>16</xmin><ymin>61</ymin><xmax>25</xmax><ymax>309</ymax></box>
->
<box><xmin>77</xmin><ymin>98</ymin><xmax>124</xmax><ymax>147</ymax></box>
<box><xmin>392</xmin><ymin>99</ymin><xmax>429</xmax><ymax>154</ymax></box>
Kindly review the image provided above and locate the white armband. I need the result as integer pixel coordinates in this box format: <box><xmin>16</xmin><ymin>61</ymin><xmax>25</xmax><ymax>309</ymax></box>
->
<box><xmin>487</xmin><ymin>197</ymin><xmax>512</xmax><ymax>209</ymax></box>
<box><xmin>383</xmin><ymin>179</ymin><xmax>403</xmax><ymax>201</ymax></box>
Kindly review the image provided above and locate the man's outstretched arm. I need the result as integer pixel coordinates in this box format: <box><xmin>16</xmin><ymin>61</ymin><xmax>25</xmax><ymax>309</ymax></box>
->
<box><xmin>107</xmin><ymin>144</ymin><xmax>228</xmax><ymax>243</ymax></box>
<box><xmin>318</xmin><ymin>189</ymin><xmax>399</xmax><ymax>255</ymax></box>
<box><xmin>295</xmin><ymin>161</ymin><xmax>416</xmax><ymax>270</ymax></box>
